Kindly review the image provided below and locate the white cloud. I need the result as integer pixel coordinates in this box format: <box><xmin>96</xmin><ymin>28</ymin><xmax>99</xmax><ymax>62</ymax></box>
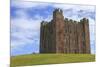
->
<box><xmin>89</xmin><ymin>18</ymin><xmax>95</xmax><ymax>41</ymax></box>
<box><xmin>11</xmin><ymin>0</ymin><xmax>51</xmax><ymax>9</ymax></box>
<box><xmin>13</xmin><ymin>9</ymin><xmax>28</xmax><ymax>18</ymax></box>
<box><xmin>11</xmin><ymin>1</ymin><xmax>95</xmax><ymax>55</ymax></box>
<box><xmin>53</xmin><ymin>4</ymin><xmax>95</xmax><ymax>11</ymax></box>
<box><xmin>11</xmin><ymin>18</ymin><xmax>41</xmax><ymax>31</ymax></box>
<box><xmin>53</xmin><ymin>3</ymin><xmax>95</xmax><ymax>21</ymax></box>
<box><xmin>11</xmin><ymin>17</ymin><xmax>41</xmax><ymax>47</ymax></box>
<box><xmin>11</xmin><ymin>0</ymin><xmax>95</xmax><ymax>12</ymax></box>
<box><xmin>11</xmin><ymin>7</ymin><xmax>51</xmax><ymax>50</ymax></box>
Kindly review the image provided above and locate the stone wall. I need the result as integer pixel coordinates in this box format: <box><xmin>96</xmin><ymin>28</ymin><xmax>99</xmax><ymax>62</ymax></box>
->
<box><xmin>40</xmin><ymin>8</ymin><xmax>90</xmax><ymax>54</ymax></box>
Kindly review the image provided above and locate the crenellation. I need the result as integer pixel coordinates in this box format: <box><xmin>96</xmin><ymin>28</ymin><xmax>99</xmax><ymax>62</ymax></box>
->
<box><xmin>40</xmin><ymin>8</ymin><xmax>90</xmax><ymax>54</ymax></box>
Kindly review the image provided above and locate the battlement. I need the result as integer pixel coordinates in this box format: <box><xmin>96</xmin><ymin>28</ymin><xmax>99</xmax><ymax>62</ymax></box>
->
<box><xmin>41</xmin><ymin>21</ymin><xmax>49</xmax><ymax>26</ymax></box>
<box><xmin>64</xmin><ymin>18</ymin><xmax>78</xmax><ymax>23</ymax></box>
<box><xmin>53</xmin><ymin>8</ymin><xmax>63</xmax><ymax>13</ymax></box>
<box><xmin>40</xmin><ymin>8</ymin><xmax>90</xmax><ymax>54</ymax></box>
<box><xmin>80</xmin><ymin>18</ymin><xmax>89</xmax><ymax>23</ymax></box>
<box><xmin>64</xmin><ymin>18</ymin><xmax>89</xmax><ymax>24</ymax></box>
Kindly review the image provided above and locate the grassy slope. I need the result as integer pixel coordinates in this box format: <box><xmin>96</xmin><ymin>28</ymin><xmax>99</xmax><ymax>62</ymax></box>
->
<box><xmin>11</xmin><ymin>54</ymin><xmax>95</xmax><ymax>67</ymax></box>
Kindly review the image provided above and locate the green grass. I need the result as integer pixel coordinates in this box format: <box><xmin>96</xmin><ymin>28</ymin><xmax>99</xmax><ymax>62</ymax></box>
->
<box><xmin>10</xmin><ymin>54</ymin><xmax>95</xmax><ymax>67</ymax></box>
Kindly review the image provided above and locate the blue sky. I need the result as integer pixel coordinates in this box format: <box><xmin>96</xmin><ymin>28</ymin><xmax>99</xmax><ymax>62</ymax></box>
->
<box><xmin>11</xmin><ymin>1</ymin><xmax>96</xmax><ymax>56</ymax></box>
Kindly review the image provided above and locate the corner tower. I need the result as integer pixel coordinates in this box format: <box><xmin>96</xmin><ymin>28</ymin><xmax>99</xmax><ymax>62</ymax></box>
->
<box><xmin>81</xmin><ymin>18</ymin><xmax>90</xmax><ymax>53</ymax></box>
<box><xmin>78</xmin><ymin>18</ymin><xmax>90</xmax><ymax>54</ymax></box>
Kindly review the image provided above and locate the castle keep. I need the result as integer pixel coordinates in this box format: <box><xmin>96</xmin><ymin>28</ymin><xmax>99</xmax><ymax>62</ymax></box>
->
<box><xmin>40</xmin><ymin>9</ymin><xmax>90</xmax><ymax>54</ymax></box>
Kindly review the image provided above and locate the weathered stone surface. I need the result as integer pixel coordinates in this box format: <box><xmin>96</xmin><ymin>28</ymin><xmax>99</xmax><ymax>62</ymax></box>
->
<box><xmin>40</xmin><ymin>9</ymin><xmax>90</xmax><ymax>54</ymax></box>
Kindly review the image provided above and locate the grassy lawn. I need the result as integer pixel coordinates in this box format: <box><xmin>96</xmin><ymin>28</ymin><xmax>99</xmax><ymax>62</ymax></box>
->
<box><xmin>10</xmin><ymin>54</ymin><xmax>95</xmax><ymax>67</ymax></box>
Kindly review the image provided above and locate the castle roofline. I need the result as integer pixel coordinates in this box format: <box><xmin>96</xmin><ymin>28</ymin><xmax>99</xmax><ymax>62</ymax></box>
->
<box><xmin>64</xmin><ymin>18</ymin><xmax>78</xmax><ymax>23</ymax></box>
<box><xmin>80</xmin><ymin>17</ymin><xmax>89</xmax><ymax>22</ymax></box>
<box><xmin>53</xmin><ymin>8</ymin><xmax>63</xmax><ymax>13</ymax></box>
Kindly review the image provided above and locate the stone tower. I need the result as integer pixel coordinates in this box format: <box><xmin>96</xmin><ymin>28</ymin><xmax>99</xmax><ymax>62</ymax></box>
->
<box><xmin>40</xmin><ymin>8</ymin><xmax>90</xmax><ymax>54</ymax></box>
<box><xmin>53</xmin><ymin>8</ymin><xmax>65</xmax><ymax>53</ymax></box>
<box><xmin>78</xmin><ymin>18</ymin><xmax>90</xmax><ymax>54</ymax></box>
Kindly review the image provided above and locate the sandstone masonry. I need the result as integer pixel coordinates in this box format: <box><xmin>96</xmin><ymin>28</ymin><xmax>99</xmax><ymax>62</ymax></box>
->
<box><xmin>40</xmin><ymin>8</ymin><xmax>90</xmax><ymax>54</ymax></box>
